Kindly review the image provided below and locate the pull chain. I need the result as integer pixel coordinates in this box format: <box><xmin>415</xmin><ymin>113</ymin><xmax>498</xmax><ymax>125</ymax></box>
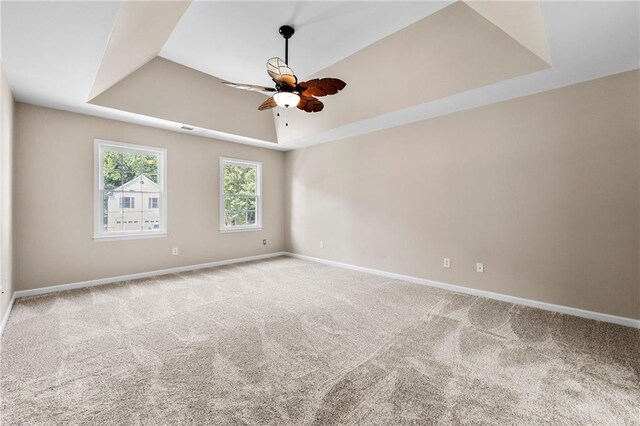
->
<box><xmin>276</xmin><ymin>111</ymin><xmax>289</xmax><ymax>127</ymax></box>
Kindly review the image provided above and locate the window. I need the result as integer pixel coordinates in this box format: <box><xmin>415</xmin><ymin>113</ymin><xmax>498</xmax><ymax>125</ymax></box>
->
<box><xmin>220</xmin><ymin>157</ymin><xmax>262</xmax><ymax>232</ymax></box>
<box><xmin>120</xmin><ymin>197</ymin><xmax>135</xmax><ymax>209</ymax></box>
<box><xmin>94</xmin><ymin>140</ymin><xmax>167</xmax><ymax>240</ymax></box>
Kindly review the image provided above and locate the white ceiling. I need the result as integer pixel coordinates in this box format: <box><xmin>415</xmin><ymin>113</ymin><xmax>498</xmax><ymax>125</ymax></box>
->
<box><xmin>160</xmin><ymin>1</ymin><xmax>453</xmax><ymax>87</ymax></box>
<box><xmin>1</xmin><ymin>1</ymin><xmax>639</xmax><ymax>150</ymax></box>
<box><xmin>1</xmin><ymin>1</ymin><xmax>120</xmax><ymax>109</ymax></box>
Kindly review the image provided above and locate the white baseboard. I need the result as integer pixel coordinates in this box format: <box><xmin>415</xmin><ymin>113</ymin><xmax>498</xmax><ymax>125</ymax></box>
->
<box><xmin>13</xmin><ymin>252</ymin><xmax>287</xmax><ymax>299</ymax></box>
<box><xmin>4</xmin><ymin>250</ymin><xmax>637</xmax><ymax>333</ymax></box>
<box><xmin>284</xmin><ymin>252</ymin><xmax>640</xmax><ymax>329</ymax></box>
<box><xmin>0</xmin><ymin>292</ymin><xmax>17</xmax><ymax>338</ymax></box>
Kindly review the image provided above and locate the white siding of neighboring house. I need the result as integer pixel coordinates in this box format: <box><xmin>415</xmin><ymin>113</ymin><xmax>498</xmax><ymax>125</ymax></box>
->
<box><xmin>105</xmin><ymin>175</ymin><xmax>161</xmax><ymax>232</ymax></box>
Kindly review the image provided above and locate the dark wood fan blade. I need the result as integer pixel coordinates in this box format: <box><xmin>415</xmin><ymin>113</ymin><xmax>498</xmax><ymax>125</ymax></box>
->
<box><xmin>298</xmin><ymin>78</ymin><xmax>346</xmax><ymax>97</ymax></box>
<box><xmin>258</xmin><ymin>97</ymin><xmax>277</xmax><ymax>111</ymax></box>
<box><xmin>297</xmin><ymin>96</ymin><xmax>324</xmax><ymax>113</ymax></box>
<box><xmin>266</xmin><ymin>57</ymin><xmax>297</xmax><ymax>88</ymax></box>
<box><xmin>222</xmin><ymin>82</ymin><xmax>276</xmax><ymax>96</ymax></box>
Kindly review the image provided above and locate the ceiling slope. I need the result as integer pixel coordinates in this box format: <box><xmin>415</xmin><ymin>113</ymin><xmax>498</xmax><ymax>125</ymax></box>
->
<box><xmin>90</xmin><ymin>57</ymin><xmax>278</xmax><ymax>143</ymax></box>
<box><xmin>88</xmin><ymin>0</ymin><xmax>191</xmax><ymax>100</ymax></box>
<box><xmin>463</xmin><ymin>0</ymin><xmax>552</xmax><ymax>65</ymax></box>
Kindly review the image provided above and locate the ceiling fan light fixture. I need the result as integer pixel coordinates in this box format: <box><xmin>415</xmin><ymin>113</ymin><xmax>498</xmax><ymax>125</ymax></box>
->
<box><xmin>273</xmin><ymin>91</ymin><xmax>300</xmax><ymax>108</ymax></box>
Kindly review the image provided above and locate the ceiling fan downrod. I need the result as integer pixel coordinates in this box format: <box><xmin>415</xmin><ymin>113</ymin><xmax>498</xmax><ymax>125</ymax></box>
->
<box><xmin>279</xmin><ymin>25</ymin><xmax>295</xmax><ymax>65</ymax></box>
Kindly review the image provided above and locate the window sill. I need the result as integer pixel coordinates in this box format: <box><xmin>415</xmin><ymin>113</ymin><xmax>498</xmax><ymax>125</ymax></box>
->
<box><xmin>93</xmin><ymin>232</ymin><xmax>168</xmax><ymax>242</ymax></box>
<box><xmin>219</xmin><ymin>227</ymin><xmax>263</xmax><ymax>234</ymax></box>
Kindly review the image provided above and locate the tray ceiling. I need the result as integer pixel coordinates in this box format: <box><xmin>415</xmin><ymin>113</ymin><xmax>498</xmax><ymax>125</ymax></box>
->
<box><xmin>2</xmin><ymin>1</ymin><xmax>638</xmax><ymax>149</ymax></box>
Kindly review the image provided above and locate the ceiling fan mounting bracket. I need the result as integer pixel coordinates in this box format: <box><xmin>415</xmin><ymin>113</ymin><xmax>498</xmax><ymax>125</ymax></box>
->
<box><xmin>279</xmin><ymin>25</ymin><xmax>295</xmax><ymax>39</ymax></box>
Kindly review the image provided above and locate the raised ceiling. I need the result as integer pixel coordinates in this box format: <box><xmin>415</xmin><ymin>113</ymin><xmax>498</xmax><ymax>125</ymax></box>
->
<box><xmin>160</xmin><ymin>1</ymin><xmax>453</xmax><ymax>88</ymax></box>
<box><xmin>2</xmin><ymin>1</ymin><xmax>639</xmax><ymax>150</ymax></box>
<box><xmin>91</xmin><ymin>1</ymin><xmax>551</xmax><ymax>144</ymax></box>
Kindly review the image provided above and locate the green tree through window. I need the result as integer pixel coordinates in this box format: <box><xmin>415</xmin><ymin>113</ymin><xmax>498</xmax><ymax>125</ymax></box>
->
<box><xmin>96</xmin><ymin>141</ymin><xmax>165</xmax><ymax>237</ymax></box>
<box><xmin>223</xmin><ymin>162</ymin><xmax>259</xmax><ymax>227</ymax></box>
<box><xmin>103</xmin><ymin>151</ymin><xmax>158</xmax><ymax>189</ymax></box>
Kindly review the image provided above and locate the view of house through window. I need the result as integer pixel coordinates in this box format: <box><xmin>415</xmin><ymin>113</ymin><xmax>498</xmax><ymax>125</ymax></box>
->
<box><xmin>221</xmin><ymin>158</ymin><xmax>261</xmax><ymax>230</ymax></box>
<box><xmin>96</xmin><ymin>140</ymin><xmax>166</xmax><ymax>238</ymax></box>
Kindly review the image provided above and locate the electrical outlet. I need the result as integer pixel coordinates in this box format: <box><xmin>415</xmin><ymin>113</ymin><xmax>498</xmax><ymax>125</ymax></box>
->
<box><xmin>476</xmin><ymin>262</ymin><xmax>484</xmax><ymax>273</ymax></box>
<box><xmin>319</xmin><ymin>240</ymin><xmax>324</xmax><ymax>249</ymax></box>
<box><xmin>443</xmin><ymin>258</ymin><xmax>451</xmax><ymax>268</ymax></box>
<box><xmin>172</xmin><ymin>247</ymin><xmax>179</xmax><ymax>256</ymax></box>
<box><xmin>263</xmin><ymin>239</ymin><xmax>267</xmax><ymax>246</ymax></box>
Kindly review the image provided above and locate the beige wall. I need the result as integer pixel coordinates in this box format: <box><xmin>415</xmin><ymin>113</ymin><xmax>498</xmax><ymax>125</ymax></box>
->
<box><xmin>14</xmin><ymin>104</ymin><xmax>285</xmax><ymax>291</ymax></box>
<box><xmin>285</xmin><ymin>70</ymin><xmax>640</xmax><ymax>320</ymax></box>
<box><xmin>0</xmin><ymin>64</ymin><xmax>15</xmax><ymax>321</ymax></box>
<box><xmin>10</xmin><ymin>70</ymin><xmax>640</xmax><ymax>321</ymax></box>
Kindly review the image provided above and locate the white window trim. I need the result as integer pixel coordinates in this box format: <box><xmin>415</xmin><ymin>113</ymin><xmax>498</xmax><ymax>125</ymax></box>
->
<box><xmin>219</xmin><ymin>157</ymin><xmax>262</xmax><ymax>233</ymax></box>
<box><xmin>94</xmin><ymin>139</ymin><xmax>168</xmax><ymax>241</ymax></box>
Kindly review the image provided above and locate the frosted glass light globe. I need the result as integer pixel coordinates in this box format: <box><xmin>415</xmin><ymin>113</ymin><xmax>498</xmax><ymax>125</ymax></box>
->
<box><xmin>273</xmin><ymin>92</ymin><xmax>300</xmax><ymax>108</ymax></box>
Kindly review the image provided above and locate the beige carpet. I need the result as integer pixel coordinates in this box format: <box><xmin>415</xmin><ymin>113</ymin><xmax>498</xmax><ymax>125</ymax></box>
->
<box><xmin>1</xmin><ymin>257</ymin><xmax>638</xmax><ymax>425</ymax></box>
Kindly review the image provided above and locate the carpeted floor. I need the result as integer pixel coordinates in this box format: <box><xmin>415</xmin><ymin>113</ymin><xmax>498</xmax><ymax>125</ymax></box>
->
<box><xmin>1</xmin><ymin>256</ymin><xmax>638</xmax><ymax>425</ymax></box>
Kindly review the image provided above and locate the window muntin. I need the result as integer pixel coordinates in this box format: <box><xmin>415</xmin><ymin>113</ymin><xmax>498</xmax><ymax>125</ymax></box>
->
<box><xmin>95</xmin><ymin>140</ymin><xmax>167</xmax><ymax>239</ymax></box>
<box><xmin>220</xmin><ymin>157</ymin><xmax>262</xmax><ymax>232</ymax></box>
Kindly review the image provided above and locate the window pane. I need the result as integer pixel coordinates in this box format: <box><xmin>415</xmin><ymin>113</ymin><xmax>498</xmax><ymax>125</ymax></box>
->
<box><xmin>145</xmin><ymin>193</ymin><xmax>160</xmax><ymax>210</ymax></box>
<box><xmin>247</xmin><ymin>197</ymin><xmax>256</xmax><ymax>211</ymax></box>
<box><xmin>142</xmin><ymin>155</ymin><xmax>159</xmax><ymax>175</ymax></box>
<box><xmin>121</xmin><ymin>152</ymin><xmax>145</xmax><ymax>173</ymax></box>
<box><xmin>119</xmin><ymin>196</ymin><xmax>136</xmax><ymax>209</ymax></box>
<box><xmin>103</xmin><ymin>150</ymin><xmax>158</xmax><ymax>173</ymax></box>
<box><xmin>225</xmin><ymin>196</ymin><xmax>247</xmax><ymax>227</ymax></box>
<box><xmin>223</xmin><ymin>164</ymin><xmax>256</xmax><ymax>195</ymax></box>
<box><xmin>246</xmin><ymin>197</ymin><xmax>256</xmax><ymax>225</ymax></box>
<box><xmin>123</xmin><ymin>212</ymin><xmax>143</xmax><ymax>232</ymax></box>
<box><xmin>103</xmin><ymin>150</ymin><xmax>124</xmax><ymax>171</ymax></box>
<box><xmin>142</xmin><ymin>174</ymin><xmax>159</xmax><ymax>188</ymax></box>
<box><xmin>143</xmin><ymin>211</ymin><xmax>161</xmax><ymax>231</ymax></box>
<box><xmin>103</xmin><ymin>170</ymin><xmax>123</xmax><ymax>190</ymax></box>
<box><xmin>120</xmin><ymin>170</ymin><xmax>138</xmax><ymax>185</ymax></box>
<box><xmin>224</xmin><ymin>196</ymin><xmax>257</xmax><ymax>227</ymax></box>
<box><xmin>104</xmin><ymin>191</ymin><xmax>123</xmax><ymax>233</ymax></box>
<box><xmin>98</xmin><ymin>143</ymin><xmax>165</xmax><ymax>237</ymax></box>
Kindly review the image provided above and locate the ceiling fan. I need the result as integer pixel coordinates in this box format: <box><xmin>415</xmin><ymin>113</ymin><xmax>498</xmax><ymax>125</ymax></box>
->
<box><xmin>222</xmin><ymin>25</ymin><xmax>346</xmax><ymax>113</ymax></box>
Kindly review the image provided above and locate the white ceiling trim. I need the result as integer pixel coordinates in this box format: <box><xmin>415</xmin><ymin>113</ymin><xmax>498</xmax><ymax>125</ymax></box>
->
<box><xmin>16</xmin><ymin>92</ymin><xmax>286</xmax><ymax>151</ymax></box>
